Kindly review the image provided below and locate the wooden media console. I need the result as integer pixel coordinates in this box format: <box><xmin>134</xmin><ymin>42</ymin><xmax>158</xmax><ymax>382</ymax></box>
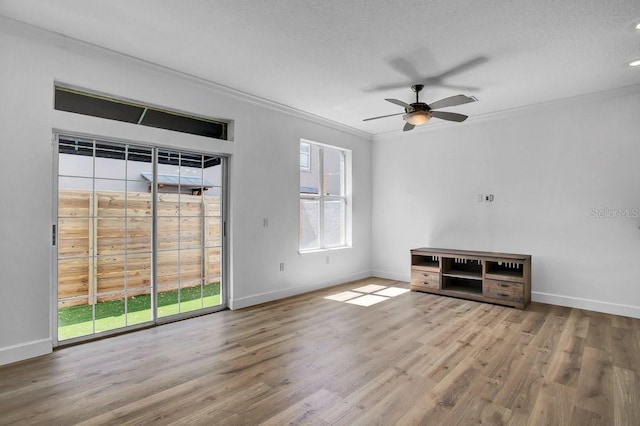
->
<box><xmin>410</xmin><ymin>247</ymin><xmax>531</xmax><ymax>309</ymax></box>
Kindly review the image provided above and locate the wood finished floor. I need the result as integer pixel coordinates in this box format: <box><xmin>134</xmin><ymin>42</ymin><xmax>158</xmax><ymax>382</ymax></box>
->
<box><xmin>1</xmin><ymin>277</ymin><xmax>640</xmax><ymax>425</ymax></box>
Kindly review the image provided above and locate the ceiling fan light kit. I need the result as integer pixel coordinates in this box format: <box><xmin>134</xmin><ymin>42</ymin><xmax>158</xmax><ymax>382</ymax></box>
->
<box><xmin>363</xmin><ymin>83</ymin><xmax>477</xmax><ymax>131</ymax></box>
<box><xmin>404</xmin><ymin>110</ymin><xmax>432</xmax><ymax>125</ymax></box>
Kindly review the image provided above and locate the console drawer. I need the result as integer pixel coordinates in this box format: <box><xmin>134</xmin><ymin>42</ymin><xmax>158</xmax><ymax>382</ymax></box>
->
<box><xmin>484</xmin><ymin>279</ymin><xmax>524</xmax><ymax>302</ymax></box>
<box><xmin>411</xmin><ymin>270</ymin><xmax>439</xmax><ymax>291</ymax></box>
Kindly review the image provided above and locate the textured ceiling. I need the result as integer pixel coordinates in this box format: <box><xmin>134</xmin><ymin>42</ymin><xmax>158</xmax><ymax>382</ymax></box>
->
<box><xmin>2</xmin><ymin>0</ymin><xmax>640</xmax><ymax>135</ymax></box>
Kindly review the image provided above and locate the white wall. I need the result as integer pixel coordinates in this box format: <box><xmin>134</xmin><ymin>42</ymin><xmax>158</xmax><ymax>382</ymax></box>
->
<box><xmin>0</xmin><ymin>20</ymin><xmax>372</xmax><ymax>365</ymax></box>
<box><xmin>372</xmin><ymin>84</ymin><xmax>640</xmax><ymax>318</ymax></box>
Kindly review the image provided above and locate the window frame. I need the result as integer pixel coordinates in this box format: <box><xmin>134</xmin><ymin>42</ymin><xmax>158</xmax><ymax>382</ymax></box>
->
<box><xmin>54</xmin><ymin>84</ymin><xmax>229</xmax><ymax>140</ymax></box>
<box><xmin>299</xmin><ymin>139</ymin><xmax>351</xmax><ymax>253</ymax></box>
<box><xmin>299</xmin><ymin>141</ymin><xmax>311</xmax><ymax>172</ymax></box>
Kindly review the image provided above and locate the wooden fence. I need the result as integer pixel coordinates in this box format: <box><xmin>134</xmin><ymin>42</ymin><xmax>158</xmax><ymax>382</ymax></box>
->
<box><xmin>58</xmin><ymin>189</ymin><xmax>221</xmax><ymax>306</ymax></box>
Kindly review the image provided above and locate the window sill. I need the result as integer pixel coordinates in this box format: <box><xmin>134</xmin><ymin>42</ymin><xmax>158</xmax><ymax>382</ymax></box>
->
<box><xmin>298</xmin><ymin>245</ymin><xmax>352</xmax><ymax>255</ymax></box>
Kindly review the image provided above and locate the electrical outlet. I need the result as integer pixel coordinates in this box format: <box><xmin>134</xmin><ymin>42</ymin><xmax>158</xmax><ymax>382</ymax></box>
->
<box><xmin>326</xmin><ymin>256</ymin><xmax>330</xmax><ymax>264</ymax></box>
<box><xmin>263</xmin><ymin>218</ymin><xmax>268</xmax><ymax>228</ymax></box>
<box><xmin>279</xmin><ymin>262</ymin><xmax>284</xmax><ymax>271</ymax></box>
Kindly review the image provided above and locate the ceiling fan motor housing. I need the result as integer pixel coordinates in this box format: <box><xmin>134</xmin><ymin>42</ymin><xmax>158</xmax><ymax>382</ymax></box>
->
<box><xmin>405</xmin><ymin>102</ymin><xmax>430</xmax><ymax>113</ymax></box>
<box><xmin>403</xmin><ymin>100</ymin><xmax>433</xmax><ymax>125</ymax></box>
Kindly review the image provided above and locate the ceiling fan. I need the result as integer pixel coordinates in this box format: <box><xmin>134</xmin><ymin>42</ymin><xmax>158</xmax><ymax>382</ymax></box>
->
<box><xmin>363</xmin><ymin>84</ymin><xmax>477</xmax><ymax>131</ymax></box>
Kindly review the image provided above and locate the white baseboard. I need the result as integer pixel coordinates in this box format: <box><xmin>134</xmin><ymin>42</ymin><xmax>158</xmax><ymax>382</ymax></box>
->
<box><xmin>373</xmin><ymin>271</ymin><xmax>640</xmax><ymax>319</ymax></box>
<box><xmin>371</xmin><ymin>270</ymin><xmax>410</xmax><ymax>283</ymax></box>
<box><xmin>532</xmin><ymin>291</ymin><xmax>640</xmax><ymax>319</ymax></box>
<box><xmin>230</xmin><ymin>270</ymin><xmax>371</xmax><ymax>310</ymax></box>
<box><xmin>0</xmin><ymin>338</ymin><xmax>52</xmax><ymax>366</ymax></box>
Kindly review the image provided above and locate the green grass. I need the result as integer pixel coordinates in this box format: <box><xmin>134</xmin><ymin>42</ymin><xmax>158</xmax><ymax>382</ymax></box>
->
<box><xmin>58</xmin><ymin>283</ymin><xmax>220</xmax><ymax>340</ymax></box>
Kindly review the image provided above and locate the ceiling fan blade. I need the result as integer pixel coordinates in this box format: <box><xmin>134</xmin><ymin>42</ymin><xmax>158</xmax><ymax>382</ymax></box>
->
<box><xmin>434</xmin><ymin>56</ymin><xmax>489</xmax><ymax>80</ymax></box>
<box><xmin>431</xmin><ymin>111</ymin><xmax>469</xmax><ymax>122</ymax></box>
<box><xmin>422</xmin><ymin>80</ymin><xmax>480</xmax><ymax>92</ymax></box>
<box><xmin>366</xmin><ymin>81</ymin><xmax>409</xmax><ymax>92</ymax></box>
<box><xmin>362</xmin><ymin>112</ymin><xmax>405</xmax><ymax>122</ymax></box>
<box><xmin>385</xmin><ymin>98</ymin><xmax>410</xmax><ymax>108</ymax></box>
<box><xmin>369</xmin><ymin>55</ymin><xmax>487</xmax><ymax>93</ymax></box>
<box><xmin>370</xmin><ymin>80</ymin><xmax>479</xmax><ymax>93</ymax></box>
<box><xmin>389</xmin><ymin>57</ymin><xmax>422</xmax><ymax>81</ymax></box>
<box><xmin>403</xmin><ymin>122</ymin><xmax>415</xmax><ymax>132</ymax></box>
<box><xmin>429</xmin><ymin>95</ymin><xmax>477</xmax><ymax>110</ymax></box>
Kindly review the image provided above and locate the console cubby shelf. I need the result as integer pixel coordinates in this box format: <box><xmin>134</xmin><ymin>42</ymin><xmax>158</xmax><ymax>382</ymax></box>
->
<box><xmin>485</xmin><ymin>261</ymin><xmax>525</xmax><ymax>283</ymax></box>
<box><xmin>442</xmin><ymin>271</ymin><xmax>482</xmax><ymax>280</ymax></box>
<box><xmin>411</xmin><ymin>254</ymin><xmax>440</xmax><ymax>272</ymax></box>
<box><xmin>410</xmin><ymin>248</ymin><xmax>532</xmax><ymax>309</ymax></box>
<box><xmin>442</xmin><ymin>277</ymin><xmax>483</xmax><ymax>295</ymax></box>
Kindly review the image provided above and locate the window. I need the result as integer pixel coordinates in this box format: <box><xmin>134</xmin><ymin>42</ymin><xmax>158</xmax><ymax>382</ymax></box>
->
<box><xmin>300</xmin><ymin>142</ymin><xmax>311</xmax><ymax>171</ymax></box>
<box><xmin>54</xmin><ymin>86</ymin><xmax>228</xmax><ymax>140</ymax></box>
<box><xmin>299</xmin><ymin>140</ymin><xmax>350</xmax><ymax>251</ymax></box>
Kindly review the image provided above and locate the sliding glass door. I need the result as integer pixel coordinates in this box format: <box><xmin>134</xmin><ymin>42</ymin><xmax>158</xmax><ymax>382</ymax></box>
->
<box><xmin>155</xmin><ymin>150</ymin><xmax>223</xmax><ymax>318</ymax></box>
<box><xmin>55</xmin><ymin>135</ymin><xmax>225</xmax><ymax>343</ymax></box>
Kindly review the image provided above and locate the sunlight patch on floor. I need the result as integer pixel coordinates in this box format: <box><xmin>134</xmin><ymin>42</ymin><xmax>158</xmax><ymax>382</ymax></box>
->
<box><xmin>352</xmin><ymin>284</ymin><xmax>387</xmax><ymax>293</ymax></box>
<box><xmin>345</xmin><ymin>294</ymin><xmax>389</xmax><ymax>306</ymax></box>
<box><xmin>374</xmin><ymin>287</ymin><xmax>410</xmax><ymax>297</ymax></box>
<box><xmin>324</xmin><ymin>284</ymin><xmax>410</xmax><ymax>307</ymax></box>
<box><xmin>324</xmin><ymin>291</ymin><xmax>362</xmax><ymax>302</ymax></box>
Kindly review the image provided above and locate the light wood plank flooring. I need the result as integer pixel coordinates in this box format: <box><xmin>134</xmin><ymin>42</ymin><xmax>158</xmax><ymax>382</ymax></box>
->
<box><xmin>1</xmin><ymin>277</ymin><xmax>640</xmax><ymax>425</ymax></box>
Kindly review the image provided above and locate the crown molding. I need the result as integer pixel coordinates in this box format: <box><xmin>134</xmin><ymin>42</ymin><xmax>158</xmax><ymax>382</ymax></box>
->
<box><xmin>0</xmin><ymin>15</ymin><xmax>372</xmax><ymax>141</ymax></box>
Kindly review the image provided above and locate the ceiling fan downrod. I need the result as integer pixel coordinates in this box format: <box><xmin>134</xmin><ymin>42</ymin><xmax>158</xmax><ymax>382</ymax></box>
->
<box><xmin>411</xmin><ymin>84</ymin><xmax>424</xmax><ymax>103</ymax></box>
